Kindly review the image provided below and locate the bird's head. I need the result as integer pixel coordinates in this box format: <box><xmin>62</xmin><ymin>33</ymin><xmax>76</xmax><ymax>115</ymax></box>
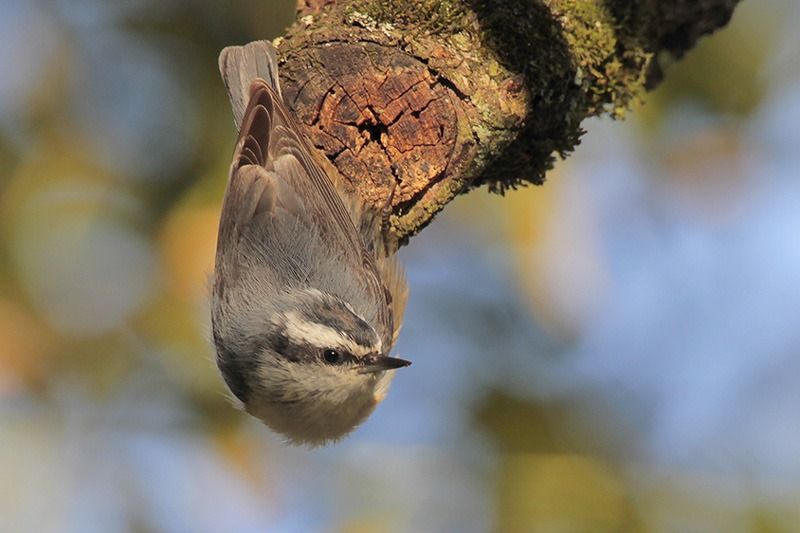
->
<box><xmin>212</xmin><ymin>288</ymin><xmax>409</xmax><ymax>446</ymax></box>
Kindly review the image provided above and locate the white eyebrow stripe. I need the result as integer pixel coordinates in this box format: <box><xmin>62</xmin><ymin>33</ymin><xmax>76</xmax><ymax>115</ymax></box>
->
<box><xmin>283</xmin><ymin>311</ymin><xmax>377</xmax><ymax>357</ymax></box>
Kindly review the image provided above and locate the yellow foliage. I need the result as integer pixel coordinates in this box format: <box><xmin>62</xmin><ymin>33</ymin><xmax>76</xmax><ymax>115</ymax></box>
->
<box><xmin>497</xmin><ymin>453</ymin><xmax>631</xmax><ymax>533</ymax></box>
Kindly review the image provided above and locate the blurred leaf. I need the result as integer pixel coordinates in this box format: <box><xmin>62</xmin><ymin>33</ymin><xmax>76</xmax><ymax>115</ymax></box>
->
<box><xmin>0</xmin><ymin>299</ymin><xmax>54</xmax><ymax>393</ymax></box>
<box><xmin>159</xmin><ymin>204</ymin><xmax>219</xmax><ymax>303</ymax></box>
<box><xmin>475</xmin><ymin>390</ymin><xmax>578</xmax><ymax>454</ymax></box>
<box><xmin>641</xmin><ymin>1</ymin><xmax>779</xmax><ymax>123</ymax></box>
<box><xmin>497</xmin><ymin>453</ymin><xmax>636</xmax><ymax>533</ymax></box>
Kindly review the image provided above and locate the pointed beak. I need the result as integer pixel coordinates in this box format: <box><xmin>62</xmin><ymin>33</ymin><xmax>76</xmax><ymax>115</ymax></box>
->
<box><xmin>358</xmin><ymin>355</ymin><xmax>412</xmax><ymax>374</ymax></box>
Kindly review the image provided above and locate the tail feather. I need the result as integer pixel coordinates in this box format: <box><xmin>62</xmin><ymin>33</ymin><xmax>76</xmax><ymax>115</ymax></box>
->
<box><xmin>219</xmin><ymin>40</ymin><xmax>282</xmax><ymax>132</ymax></box>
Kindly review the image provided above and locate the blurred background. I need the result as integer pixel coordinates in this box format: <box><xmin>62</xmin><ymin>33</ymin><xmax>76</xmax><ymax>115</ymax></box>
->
<box><xmin>1</xmin><ymin>0</ymin><xmax>798</xmax><ymax>531</ymax></box>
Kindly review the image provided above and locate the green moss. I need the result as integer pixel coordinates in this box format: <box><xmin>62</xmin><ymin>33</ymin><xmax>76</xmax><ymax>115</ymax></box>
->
<box><xmin>465</xmin><ymin>0</ymin><xmax>656</xmax><ymax>192</ymax></box>
<box><xmin>552</xmin><ymin>0</ymin><xmax>652</xmax><ymax>116</ymax></box>
<box><xmin>350</xmin><ymin>0</ymin><xmax>469</xmax><ymax>35</ymax></box>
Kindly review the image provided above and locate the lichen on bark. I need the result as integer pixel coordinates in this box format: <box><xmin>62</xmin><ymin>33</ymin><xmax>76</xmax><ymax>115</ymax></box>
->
<box><xmin>275</xmin><ymin>0</ymin><xmax>740</xmax><ymax>243</ymax></box>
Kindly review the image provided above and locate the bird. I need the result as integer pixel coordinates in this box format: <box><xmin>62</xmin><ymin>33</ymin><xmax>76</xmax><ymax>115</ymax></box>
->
<box><xmin>211</xmin><ymin>40</ymin><xmax>410</xmax><ymax>446</ymax></box>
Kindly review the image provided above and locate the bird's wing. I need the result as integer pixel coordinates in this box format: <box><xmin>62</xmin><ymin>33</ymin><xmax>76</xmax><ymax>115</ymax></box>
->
<box><xmin>216</xmin><ymin>75</ymin><xmax>397</xmax><ymax>347</ymax></box>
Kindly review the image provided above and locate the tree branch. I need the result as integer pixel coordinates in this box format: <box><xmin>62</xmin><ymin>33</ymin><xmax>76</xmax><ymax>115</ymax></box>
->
<box><xmin>274</xmin><ymin>0</ymin><xmax>740</xmax><ymax>243</ymax></box>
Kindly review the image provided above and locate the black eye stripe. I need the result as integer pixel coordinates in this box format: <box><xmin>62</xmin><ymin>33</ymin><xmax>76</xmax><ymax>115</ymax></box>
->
<box><xmin>257</xmin><ymin>314</ymin><xmax>376</xmax><ymax>365</ymax></box>
<box><xmin>322</xmin><ymin>348</ymin><xmax>360</xmax><ymax>365</ymax></box>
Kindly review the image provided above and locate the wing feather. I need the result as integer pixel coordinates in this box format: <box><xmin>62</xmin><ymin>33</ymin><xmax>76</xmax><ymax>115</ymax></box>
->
<box><xmin>219</xmin><ymin>41</ymin><xmax>282</xmax><ymax>131</ymax></box>
<box><xmin>218</xmin><ymin>77</ymin><xmax>397</xmax><ymax>346</ymax></box>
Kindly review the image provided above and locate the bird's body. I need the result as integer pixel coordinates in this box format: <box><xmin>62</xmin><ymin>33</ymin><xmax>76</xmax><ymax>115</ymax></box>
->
<box><xmin>211</xmin><ymin>41</ymin><xmax>409</xmax><ymax>446</ymax></box>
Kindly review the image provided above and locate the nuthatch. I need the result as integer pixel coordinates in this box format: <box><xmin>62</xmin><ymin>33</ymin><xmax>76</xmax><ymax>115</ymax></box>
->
<box><xmin>212</xmin><ymin>41</ymin><xmax>409</xmax><ymax>446</ymax></box>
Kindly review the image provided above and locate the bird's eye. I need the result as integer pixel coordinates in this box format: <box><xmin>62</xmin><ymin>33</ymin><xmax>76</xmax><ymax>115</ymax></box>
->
<box><xmin>323</xmin><ymin>349</ymin><xmax>341</xmax><ymax>364</ymax></box>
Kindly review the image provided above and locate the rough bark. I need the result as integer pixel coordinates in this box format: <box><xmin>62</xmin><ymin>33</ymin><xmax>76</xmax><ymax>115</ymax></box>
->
<box><xmin>273</xmin><ymin>0</ymin><xmax>740</xmax><ymax>243</ymax></box>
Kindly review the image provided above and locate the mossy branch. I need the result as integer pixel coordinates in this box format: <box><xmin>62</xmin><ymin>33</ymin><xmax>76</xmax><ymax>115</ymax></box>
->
<box><xmin>276</xmin><ymin>0</ymin><xmax>740</xmax><ymax>243</ymax></box>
